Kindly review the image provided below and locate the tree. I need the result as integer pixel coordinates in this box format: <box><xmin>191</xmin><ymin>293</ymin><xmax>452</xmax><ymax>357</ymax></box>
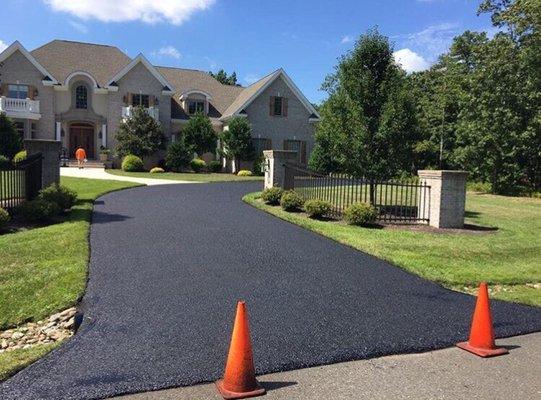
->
<box><xmin>182</xmin><ymin>112</ymin><xmax>216</xmax><ymax>156</ymax></box>
<box><xmin>0</xmin><ymin>113</ymin><xmax>23</xmax><ymax>159</ymax></box>
<box><xmin>209</xmin><ymin>69</ymin><xmax>238</xmax><ymax>86</ymax></box>
<box><xmin>165</xmin><ymin>139</ymin><xmax>192</xmax><ymax>171</ymax></box>
<box><xmin>220</xmin><ymin>116</ymin><xmax>254</xmax><ymax>171</ymax></box>
<box><xmin>115</xmin><ymin>107</ymin><xmax>166</xmax><ymax>159</ymax></box>
<box><xmin>310</xmin><ymin>29</ymin><xmax>418</xmax><ymax>185</ymax></box>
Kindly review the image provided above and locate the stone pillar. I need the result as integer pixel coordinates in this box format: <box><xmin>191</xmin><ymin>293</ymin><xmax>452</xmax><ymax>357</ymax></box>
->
<box><xmin>263</xmin><ymin>150</ymin><xmax>298</xmax><ymax>190</ymax></box>
<box><xmin>418</xmin><ymin>170</ymin><xmax>469</xmax><ymax>228</ymax></box>
<box><xmin>24</xmin><ymin>139</ymin><xmax>61</xmax><ymax>188</ymax></box>
<box><xmin>55</xmin><ymin>122</ymin><xmax>62</xmax><ymax>142</ymax></box>
<box><xmin>101</xmin><ymin>123</ymin><xmax>107</xmax><ymax>148</ymax></box>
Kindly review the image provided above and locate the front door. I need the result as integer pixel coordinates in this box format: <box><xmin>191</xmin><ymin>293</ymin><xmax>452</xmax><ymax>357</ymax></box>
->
<box><xmin>69</xmin><ymin>124</ymin><xmax>95</xmax><ymax>159</ymax></box>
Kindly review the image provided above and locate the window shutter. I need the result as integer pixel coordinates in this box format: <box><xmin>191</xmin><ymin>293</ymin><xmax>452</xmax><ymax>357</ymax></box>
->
<box><xmin>27</xmin><ymin>85</ymin><xmax>35</xmax><ymax>99</ymax></box>
<box><xmin>269</xmin><ymin>96</ymin><xmax>275</xmax><ymax>116</ymax></box>
<box><xmin>283</xmin><ymin>140</ymin><xmax>288</xmax><ymax>150</ymax></box>
<box><xmin>283</xmin><ymin>98</ymin><xmax>288</xmax><ymax>117</ymax></box>
<box><xmin>300</xmin><ymin>141</ymin><xmax>307</xmax><ymax>164</ymax></box>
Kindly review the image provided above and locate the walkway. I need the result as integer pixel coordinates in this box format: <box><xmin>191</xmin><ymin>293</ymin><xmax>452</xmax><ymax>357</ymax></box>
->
<box><xmin>1</xmin><ymin>182</ymin><xmax>540</xmax><ymax>400</ymax></box>
<box><xmin>60</xmin><ymin>167</ymin><xmax>192</xmax><ymax>185</ymax></box>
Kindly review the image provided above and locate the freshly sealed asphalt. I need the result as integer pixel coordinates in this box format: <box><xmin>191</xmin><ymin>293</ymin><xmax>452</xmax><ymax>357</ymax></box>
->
<box><xmin>1</xmin><ymin>182</ymin><xmax>540</xmax><ymax>400</ymax></box>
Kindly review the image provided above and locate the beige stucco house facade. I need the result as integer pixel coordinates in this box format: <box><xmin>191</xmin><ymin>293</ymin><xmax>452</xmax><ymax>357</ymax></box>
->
<box><xmin>0</xmin><ymin>40</ymin><xmax>319</xmax><ymax>168</ymax></box>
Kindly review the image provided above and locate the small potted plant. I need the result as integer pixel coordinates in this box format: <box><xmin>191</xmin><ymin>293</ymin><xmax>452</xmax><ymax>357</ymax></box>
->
<box><xmin>99</xmin><ymin>146</ymin><xmax>111</xmax><ymax>162</ymax></box>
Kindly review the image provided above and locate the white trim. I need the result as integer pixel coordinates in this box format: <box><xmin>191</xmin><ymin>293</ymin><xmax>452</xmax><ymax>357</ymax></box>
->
<box><xmin>222</xmin><ymin>69</ymin><xmax>320</xmax><ymax>121</ymax></box>
<box><xmin>179</xmin><ymin>89</ymin><xmax>213</xmax><ymax>101</ymax></box>
<box><xmin>65</xmin><ymin>71</ymin><xmax>99</xmax><ymax>88</ymax></box>
<box><xmin>106</xmin><ymin>54</ymin><xmax>174</xmax><ymax>92</ymax></box>
<box><xmin>56</xmin><ymin>122</ymin><xmax>62</xmax><ymax>141</ymax></box>
<box><xmin>0</xmin><ymin>41</ymin><xmax>58</xmax><ymax>84</ymax></box>
<box><xmin>101</xmin><ymin>124</ymin><xmax>107</xmax><ymax>147</ymax></box>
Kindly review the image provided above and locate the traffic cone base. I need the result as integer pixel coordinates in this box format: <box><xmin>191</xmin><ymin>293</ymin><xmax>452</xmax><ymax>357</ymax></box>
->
<box><xmin>215</xmin><ymin>379</ymin><xmax>266</xmax><ymax>400</ymax></box>
<box><xmin>456</xmin><ymin>341</ymin><xmax>508</xmax><ymax>358</ymax></box>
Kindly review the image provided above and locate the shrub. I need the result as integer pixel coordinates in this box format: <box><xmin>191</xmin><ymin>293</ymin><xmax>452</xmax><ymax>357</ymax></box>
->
<box><xmin>280</xmin><ymin>190</ymin><xmax>304</xmax><ymax>211</ymax></box>
<box><xmin>38</xmin><ymin>184</ymin><xmax>77</xmax><ymax>210</ymax></box>
<box><xmin>344</xmin><ymin>203</ymin><xmax>377</xmax><ymax>226</ymax></box>
<box><xmin>166</xmin><ymin>140</ymin><xmax>192</xmax><ymax>171</ymax></box>
<box><xmin>13</xmin><ymin>150</ymin><xmax>27</xmax><ymax>163</ymax></box>
<box><xmin>190</xmin><ymin>158</ymin><xmax>206</xmax><ymax>172</ymax></box>
<box><xmin>304</xmin><ymin>199</ymin><xmax>332</xmax><ymax>219</ymax></box>
<box><xmin>467</xmin><ymin>181</ymin><xmax>492</xmax><ymax>193</ymax></box>
<box><xmin>0</xmin><ymin>207</ymin><xmax>10</xmax><ymax>229</ymax></box>
<box><xmin>18</xmin><ymin>199</ymin><xmax>60</xmax><ymax>221</ymax></box>
<box><xmin>252</xmin><ymin>155</ymin><xmax>265</xmax><ymax>176</ymax></box>
<box><xmin>237</xmin><ymin>170</ymin><xmax>253</xmax><ymax>177</ymax></box>
<box><xmin>261</xmin><ymin>187</ymin><xmax>283</xmax><ymax>205</ymax></box>
<box><xmin>0</xmin><ymin>112</ymin><xmax>23</xmax><ymax>159</ymax></box>
<box><xmin>0</xmin><ymin>155</ymin><xmax>10</xmax><ymax>168</ymax></box>
<box><xmin>208</xmin><ymin>160</ymin><xmax>222</xmax><ymax>173</ymax></box>
<box><xmin>150</xmin><ymin>167</ymin><xmax>165</xmax><ymax>174</ymax></box>
<box><xmin>121</xmin><ymin>155</ymin><xmax>144</xmax><ymax>172</ymax></box>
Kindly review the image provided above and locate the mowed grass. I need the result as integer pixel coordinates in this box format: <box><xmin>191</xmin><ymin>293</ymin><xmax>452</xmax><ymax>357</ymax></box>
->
<box><xmin>0</xmin><ymin>342</ymin><xmax>60</xmax><ymax>381</ymax></box>
<box><xmin>106</xmin><ymin>169</ymin><xmax>263</xmax><ymax>182</ymax></box>
<box><xmin>0</xmin><ymin>177</ymin><xmax>142</xmax><ymax>329</ymax></box>
<box><xmin>244</xmin><ymin>192</ymin><xmax>541</xmax><ymax>306</ymax></box>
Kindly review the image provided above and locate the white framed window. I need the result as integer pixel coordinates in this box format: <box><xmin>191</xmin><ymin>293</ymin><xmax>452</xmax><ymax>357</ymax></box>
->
<box><xmin>187</xmin><ymin>100</ymin><xmax>205</xmax><ymax>115</ymax></box>
<box><xmin>132</xmin><ymin>94</ymin><xmax>150</xmax><ymax>108</ymax></box>
<box><xmin>75</xmin><ymin>85</ymin><xmax>88</xmax><ymax>109</ymax></box>
<box><xmin>8</xmin><ymin>84</ymin><xmax>29</xmax><ymax>99</ymax></box>
<box><xmin>270</xmin><ymin>96</ymin><xmax>288</xmax><ymax>117</ymax></box>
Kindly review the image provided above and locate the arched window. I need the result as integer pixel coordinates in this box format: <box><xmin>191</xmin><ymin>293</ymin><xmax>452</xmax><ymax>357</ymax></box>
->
<box><xmin>75</xmin><ymin>85</ymin><xmax>88</xmax><ymax>109</ymax></box>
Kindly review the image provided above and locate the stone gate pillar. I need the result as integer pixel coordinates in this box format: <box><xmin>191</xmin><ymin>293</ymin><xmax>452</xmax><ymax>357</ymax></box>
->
<box><xmin>263</xmin><ymin>150</ymin><xmax>298</xmax><ymax>190</ymax></box>
<box><xmin>418</xmin><ymin>170</ymin><xmax>469</xmax><ymax>228</ymax></box>
<box><xmin>24</xmin><ymin>139</ymin><xmax>61</xmax><ymax>188</ymax></box>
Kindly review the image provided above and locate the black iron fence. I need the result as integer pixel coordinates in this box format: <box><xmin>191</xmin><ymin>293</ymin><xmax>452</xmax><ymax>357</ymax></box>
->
<box><xmin>0</xmin><ymin>153</ymin><xmax>43</xmax><ymax>210</ymax></box>
<box><xmin>285</xmin><ymin>163</ymin><xmax>430</xmax><ymax>223</ymax></box>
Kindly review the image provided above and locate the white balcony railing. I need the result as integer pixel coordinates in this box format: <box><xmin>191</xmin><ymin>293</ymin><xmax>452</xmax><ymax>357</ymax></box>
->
<box><xmin>0</xmin><ymin>97</ymin><xmax>40</xmax><ymax>118</ymax></box>
<box><xmin>121</xmin><ymin>106</ymin><xmax>159</xmax><ymax>121</ymax></box>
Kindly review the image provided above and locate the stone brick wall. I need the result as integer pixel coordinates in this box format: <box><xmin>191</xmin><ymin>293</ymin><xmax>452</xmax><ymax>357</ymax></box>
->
<box><xmin>263</xmin><ymin>150</ymin><xmax>298</xmax><ymax>189</ymax></box>
<box><xmin>24</xmin><ymin>139</ymin><xmax>61</xmax><ymax>188</ymax></box>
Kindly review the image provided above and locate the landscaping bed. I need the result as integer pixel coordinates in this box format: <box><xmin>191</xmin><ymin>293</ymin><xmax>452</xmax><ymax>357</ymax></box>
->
<box><xmin>244</xmin><ymin>191</ymin><xmax>541</xmax><ymax>307</ymax></box>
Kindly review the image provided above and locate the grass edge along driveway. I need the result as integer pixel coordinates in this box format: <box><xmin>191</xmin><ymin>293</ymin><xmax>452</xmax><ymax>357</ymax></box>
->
<box><xmin>0</xmin><ymin>177</ymin><xmax>142</xmax><ymax>381</ymax></box>
<box><xmin>243</xmin><ymin>191</ymin><xmax>541</xmax><ymax>307</ymax></box>
<box><xmin>106</xmin><ymin>169</ymin><xmax>264</xmax><ymax>183</ymax></box>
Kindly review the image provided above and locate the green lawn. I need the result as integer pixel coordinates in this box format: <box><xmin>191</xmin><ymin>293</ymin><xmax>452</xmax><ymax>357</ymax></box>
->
<box><xmin>0</xmin><ymin>342</ymin><xmax>60</xmax><ymax>381</ymax></box>
<box><xmin>244</xmin><ymin>191</ymin><xmax>541</xmax><ymax>307</ymax></box>
<box><xmin>106</xmin><ymin>169</ymin><xmax>264</xmax><ymax>182</ymax></box>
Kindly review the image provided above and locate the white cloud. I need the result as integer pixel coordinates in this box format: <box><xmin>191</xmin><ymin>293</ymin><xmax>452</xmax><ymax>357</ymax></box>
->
<box><xmin>43</xmin><ymin>0</ymin><xmax>215</xmax><ymax>25</ymax></box>
<box><xmin>154</xmin><ymin>45</ymin><xmax>181</xmax><ymax>59</ymax></box>
<box><xmin>393</xmin><ymin>48</ymin><xmax>430</xmax><ymax>73</ymax></box>
<box><xmin>244</xmin><ymin>74</ymin><xmax>261</xmax><ymax>85</ymax></box>
<box><xmin>401</xmin><ymin>22</ymin><xmax>460</xmax><ymax>61</ymax></box>
<box><xmin>0</xmin><ymin>40</ymin><xmax>7</xmax><ymax>53</ymax></box>
<box><xmin>341</xmin><ymin>35</ymin><xmax>353</xmax><ymax>44</ymax></box>
<box><xmin>68</xmin><ymin>20</ymin><xmax>88</xmax><ymax>33</ymax></box>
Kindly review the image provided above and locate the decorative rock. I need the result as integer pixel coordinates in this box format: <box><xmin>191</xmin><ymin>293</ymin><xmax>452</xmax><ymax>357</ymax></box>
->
<box><xmin>1</xmin><ymin>339</ymin><xmax>7</xmax><ymax>349</ymax></box>
<box><xmin>11</xmin><ymin>332</ymin><xmax>24</xmax><ymax>340</ymax></box>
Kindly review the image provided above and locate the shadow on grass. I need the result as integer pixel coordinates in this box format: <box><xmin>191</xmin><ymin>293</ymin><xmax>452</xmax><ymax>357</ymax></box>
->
<box><xmin>465</xmin><ymin>210</ymin><xmax>481</xmax><ymax>219</ymax></box>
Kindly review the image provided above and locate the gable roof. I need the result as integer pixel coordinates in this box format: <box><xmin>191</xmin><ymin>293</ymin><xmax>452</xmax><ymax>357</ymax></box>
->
<box><xmin>221</xmin><ymin>69</ymin><xmax>320</xmax><ymax>120</ymax></box>
<box><xmin>157</xmin><ymin>66</ymin><xmax>244</xmax><ymax>116</ymax></box>
<box><xmin>31</xmin><ymin>40</ymin><xmax>130</xmax><ymax>88</ymax></box>
<box><xmin>0</xmin><ymin>41</ymin><xmax>58</xmax><ymax>84</ymax></box>
<box><xmin>107</xmin><ymin>54</ymin><xmax>174</xmax><ymax>93</ymax></box>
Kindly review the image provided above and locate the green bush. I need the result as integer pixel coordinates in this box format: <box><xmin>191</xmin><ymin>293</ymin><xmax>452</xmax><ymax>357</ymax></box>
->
<box><xmin>150</xmin><ymin>167</ymin><xmax>165</xmax><ymax>174</ymax></box>
<box><xmin>17</xmin><ymin>199</ymin><xmax>61</xmax><ymax>222</ymax></box>
<box><xmin>0</xmin><ymin>207</ymin><xmax>10</xmax><ymax>229</ymax></box>
<box><xmin>280</xmin><ymin>190</ymin><xmax>304</xmax><ymax>211</ymax></box>
<box><xmin>166</xmin><ymin>140</ymin><xmax>192</xmax><ymax>171</ymax></box>
<box><xmin>190</xmin><ymin>158</ymin><xmax>206</xmax><ymax>172</ymax></box>
<box><xmin>13</xmin><ymin>150</ymin><xmax>27</xmax><ymax>163</ymax></box>
<box><xmin>38</xmin><ymin>184</ymin><xmax>77</xmax><ymax>210</ymax></box>
<box><xmin>0</xmin><ymin>155</ymin><xmax>10</xmax><ymax>168</ymax></box>
<box><xmin>208</xmin><ymin>160</ymin><xmax>222</xmax><ymax>172</ymax></box>
<box><xmin>121</xmin><ymin>155</ymin><xmax>144</xmax><ymax>172</ymax></box>
<box><xmin>467</xmin><ymin>181</ymin><xmax>492</xmax><ymax>193</ymax></box>
<box><xmin>252</xmin><ymin>155</ymin><xmax>265</xmax><ymax>176</ymax></box>
<box><xmin>237</xmin><ymin>170</ymin><xmax>253</xmax><ymax>177</ymax></box>
<box><xmin>261</xmin><ymin>187</ymin><xmax>283</xmax><ymax>205</ymax></box>
<box><xmin>344</xmin><ymin>203</ymin><xmax>377</xmax><ymax>226</ymax></box>
<box><xmin>304</xmin><ymin>199</ymin><xmax>332</xmax><ymax>219</ymax></box>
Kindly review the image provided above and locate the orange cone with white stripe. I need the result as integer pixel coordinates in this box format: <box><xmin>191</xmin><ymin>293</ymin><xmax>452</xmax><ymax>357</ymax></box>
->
<box><xmin>216</xmin><ymin>301</ymin><xmax>266</xmax><ymax>399</ymax></box>
<box><xmin>456</xmin><ymin>282</ymin><xmax>508</xmax><ymax>357</ymax></box>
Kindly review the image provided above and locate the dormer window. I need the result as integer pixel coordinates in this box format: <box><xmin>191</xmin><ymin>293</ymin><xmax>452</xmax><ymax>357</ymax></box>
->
<box><xmin>188</xmin><ymin>99</ymin><xmax>205</xmax><ymax>115</ymax></box>
<box><xmin>75</xmin><ymin>85</ymin><xmax>88</xmax><ymax>109</ymax></box>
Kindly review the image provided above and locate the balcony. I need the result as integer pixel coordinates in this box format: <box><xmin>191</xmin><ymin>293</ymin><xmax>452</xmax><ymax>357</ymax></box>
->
<box><xmin>121</xmin><ymin>106</ymin><xmax>159</xmax><ymax>121</ymax></box>
<box><xmin>0</xmin><ymin>97</ymin><xmax>41</xmax><ymax>120</ymax></box>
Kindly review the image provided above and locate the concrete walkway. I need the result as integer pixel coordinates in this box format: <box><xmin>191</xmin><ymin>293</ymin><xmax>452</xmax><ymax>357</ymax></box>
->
<box><xmin>60</xmin><ymin>167</ymin><xmax>192</xmax><ymax>185</ymax></box>
<box><xmin>117</xmin><ymin>332</ymin><xmax>541</xmax><ymax>400</ymax></box>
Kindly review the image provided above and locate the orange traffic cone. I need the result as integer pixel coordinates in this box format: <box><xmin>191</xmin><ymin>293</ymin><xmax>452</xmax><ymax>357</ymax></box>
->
<box><xmin>456</xmin><ymin>282</ymin><xmax>508</xmax><ymax>357</ymax></box>
<box><xmin>216</xmin><ymin>301</ymin><xmax>266</xmax><ymax>399</ymax></box>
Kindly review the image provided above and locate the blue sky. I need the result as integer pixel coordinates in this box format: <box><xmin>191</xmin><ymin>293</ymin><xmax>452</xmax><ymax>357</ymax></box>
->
<box><xmin>0</xmin><ymin>0</ymin><xmax>496</xmax><ymax>103</ymax></box>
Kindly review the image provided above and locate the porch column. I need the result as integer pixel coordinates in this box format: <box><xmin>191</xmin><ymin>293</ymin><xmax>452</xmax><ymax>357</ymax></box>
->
<box><xmin>101</xmin><ymin>124</ymin><xmax>107</xmax><ymax>148</ymax></box>
<box><xmin>55</xmin><ymin>122</ymin><xmax>61</xmax><ymax>142</ymax></box>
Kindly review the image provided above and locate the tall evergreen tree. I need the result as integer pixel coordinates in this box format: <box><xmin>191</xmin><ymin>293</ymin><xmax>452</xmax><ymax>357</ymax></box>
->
<box><xmin>182</xmin><ymin>112</ymin><xmax>217</xmax><ymax>156</ymax></box>
<box><xmin>115</xmin><ymin>107</ymin><xmax>166</xmax><ymax>159</ymax></box>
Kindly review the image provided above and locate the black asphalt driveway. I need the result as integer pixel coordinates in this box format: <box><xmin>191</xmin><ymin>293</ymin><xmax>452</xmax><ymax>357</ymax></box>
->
<box><xmin>1</xmin><ymin>182</ymin><xmax>540</xmax><ymax>400</ymax></box>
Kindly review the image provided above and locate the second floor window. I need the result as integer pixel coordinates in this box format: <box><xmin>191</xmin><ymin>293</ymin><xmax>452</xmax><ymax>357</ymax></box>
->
<box><xmin>8</xmin><ymin>84</ymin><xmax>29</xmax><ymax>99</ymax></box>
<box><xmin>75</xmin><ymin>85</ymin><xmax>88</xmax><ymax>109</ymax></box>
<box><xmin>270</xmin><ymin>96</ymin><xmax>288</xmax><ymax>116</ymax></box>
<box><xmin>187</xmin><ymin>100</ymin><xmax>205</xmax><ymax>115</ymax></box>
<box><xmin>132</xmin><ymin>94</ymin><xmax>150</xmax><ymax>108</ymax></box>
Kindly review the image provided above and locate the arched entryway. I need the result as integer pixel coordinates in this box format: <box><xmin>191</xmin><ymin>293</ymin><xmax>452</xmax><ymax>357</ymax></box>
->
<box><xmin>69</xmin><ymin>122</ymin><xmax>95</xmax><ymax>159</ymax></box>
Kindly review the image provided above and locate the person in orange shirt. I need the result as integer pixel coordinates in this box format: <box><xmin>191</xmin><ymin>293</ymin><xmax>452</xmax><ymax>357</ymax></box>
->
<box><xmin>75</xmin><ymin>147</ymin><xmax>87</xmax><ymax>169</ymax></box>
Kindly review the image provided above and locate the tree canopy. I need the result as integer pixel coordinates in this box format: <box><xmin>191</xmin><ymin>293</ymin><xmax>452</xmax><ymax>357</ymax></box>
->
<box><xmin>209</xmin><ymin>69</ymin><xmax>239</xmax><ymax>86</ymax></box>
<box><xmin>182</xmin><ymin>112</ymin><xmax>217</xmax><ymax>156</ymax></box>
<box><xmin>0</xmin><ymin>113</ymin><xmax>23</xmax><ymax>160</ymax></box>
<box><xmin>220</xmin><ymin>116</ymin><xmax>254</xmax><ymax>171</ymax></box>
<box><xmin>115</xmin><ymin>107</ymin><xmax>166</xmax><ymax>159</ymax></box>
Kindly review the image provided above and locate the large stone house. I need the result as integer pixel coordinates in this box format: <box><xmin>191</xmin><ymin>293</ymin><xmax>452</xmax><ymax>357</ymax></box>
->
<box><xmin>0</xmin><ymin>40</ymin><xmax>319</xmax><ymax>168</ymax></box>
